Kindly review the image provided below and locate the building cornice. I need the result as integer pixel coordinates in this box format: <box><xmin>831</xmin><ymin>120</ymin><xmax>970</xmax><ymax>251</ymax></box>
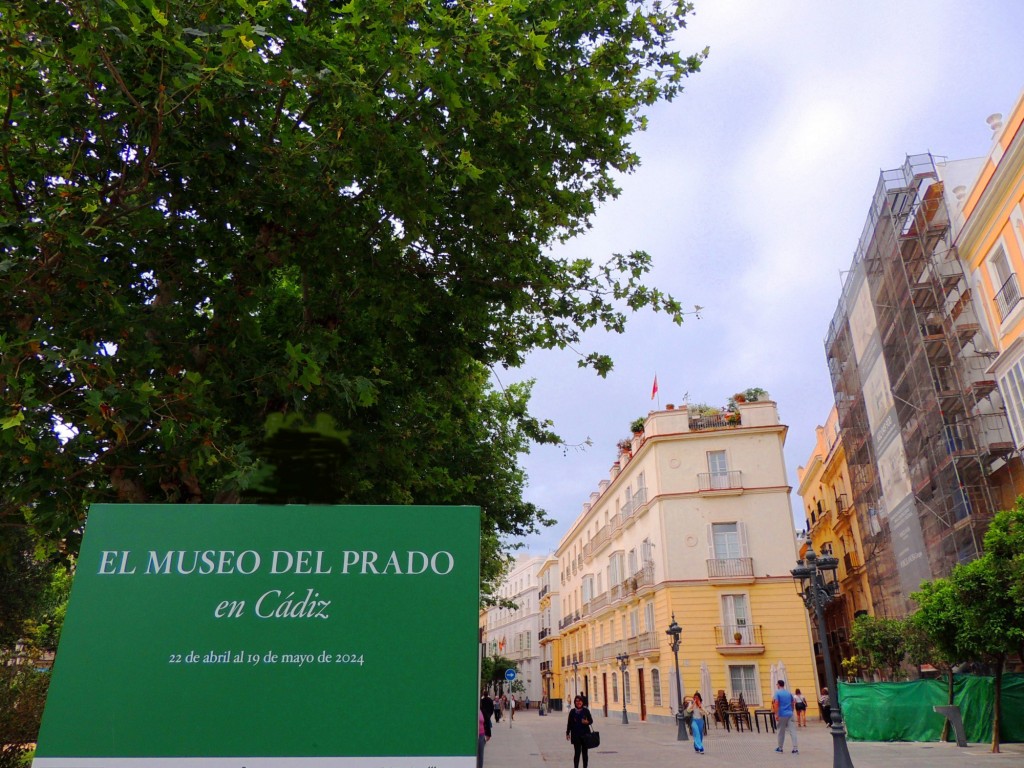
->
<box><xmin>957</xmin><ymin>127</ymin><xmax>1024</xmax><ymax>259</ymax></box>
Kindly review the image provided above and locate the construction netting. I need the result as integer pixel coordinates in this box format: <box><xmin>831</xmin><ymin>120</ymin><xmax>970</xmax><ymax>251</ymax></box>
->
<box><xmin>838</xmin><ymin>674</ymin><xmax>1024</xmax><ymax>742</ymax></box>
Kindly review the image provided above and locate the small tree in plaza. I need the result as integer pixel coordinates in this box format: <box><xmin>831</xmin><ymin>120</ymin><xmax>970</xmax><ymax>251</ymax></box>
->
<box><xmin>913</xmin><ymin>506</ymin><xmax>1024</xmax><ymax>756</ymax></box>
<box><xmin>909</xmin><ymin>578</ymin><xmax>964</xmax><ymax>743</ymax></box>
<box><xmin>849</xmin><ymin>614</ymin><xmax>909</xmax><ymax>681</ymax></box>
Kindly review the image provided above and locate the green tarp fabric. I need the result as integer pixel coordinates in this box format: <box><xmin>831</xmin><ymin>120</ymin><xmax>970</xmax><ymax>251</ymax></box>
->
<box><xmin>838</xmin><ymin>674</ymin><xmax>1024</xmax><ymax>743</ymax></box>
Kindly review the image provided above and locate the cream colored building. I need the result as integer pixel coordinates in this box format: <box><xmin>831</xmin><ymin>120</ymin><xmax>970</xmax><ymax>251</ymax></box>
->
<box><xmin>481</xmin><ymin>554</ymin><xmax>545</xmax><ymax>703</ymax></box>
<box><xmin>555</xmin><ymin>400</ymin><xmax>816</xmax><ymax>723</ymax></box>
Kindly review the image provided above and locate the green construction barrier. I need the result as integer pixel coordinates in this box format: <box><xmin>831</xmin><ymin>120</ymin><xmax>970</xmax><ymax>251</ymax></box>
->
<box><xmin>837</xmin><ymin>674</ymin><xmax>1024</xmax><ymax>743</ymax></box>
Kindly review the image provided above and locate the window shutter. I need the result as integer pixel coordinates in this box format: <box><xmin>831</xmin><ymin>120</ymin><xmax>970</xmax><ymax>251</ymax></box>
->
<box><xmin>738</xmin><ymin>521</ymin><xmax>750</xmax><ymax>558</ymax></box>
<box><xmin>707</xmin><ymin>524</ymin><xmax>715</xmax><ymax>560</ymax></box>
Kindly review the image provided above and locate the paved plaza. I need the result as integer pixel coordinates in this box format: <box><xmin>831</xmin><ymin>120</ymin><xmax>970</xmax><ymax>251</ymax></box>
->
<box><xmin>483</xmin><ymin>708</ymin><xmax>1024</xmax><ymax>768</ymax></box>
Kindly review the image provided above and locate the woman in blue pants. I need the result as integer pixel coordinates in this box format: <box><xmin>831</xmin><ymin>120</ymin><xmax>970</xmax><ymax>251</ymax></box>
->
<box><xmin>686</xmin><ymin>692</ymin><xmax>709</xmax><ymax>754</ymax></box>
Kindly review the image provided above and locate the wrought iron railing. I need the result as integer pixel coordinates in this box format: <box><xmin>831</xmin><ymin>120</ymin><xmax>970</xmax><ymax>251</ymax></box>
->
<box><xmin>996</xmin><ymin>273</ymin><xmax>1022</xmax><ymax>320</ymax></box>
<box><xmin>706</xmin><ymin>557</ymin><xmax>754</xmax><ymax>579</ymax></box>
<box><xmin>698</xmin><ymin>470</ymin><xmax>743</xmax><ymax>491</ymax></box>
<box><xmin>714</xmin><ymin>624</ymin><xmax>763</xmax><ymax>646</ymax></box>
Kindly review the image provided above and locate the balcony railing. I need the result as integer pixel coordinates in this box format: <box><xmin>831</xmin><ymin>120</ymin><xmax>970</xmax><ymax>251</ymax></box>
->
<box><xmin>714</xmin><ymin>624</ymin><xmax>764</xmax><ymax>646</ymax></box>
<box><xmin>590</xmin><ymin>591</ymin><xmax>609</xmax><ymax>612</ymax></box>
<box><xmin>626</xmin><ymin>631</ymin><xmax>660</xmax><ymax>654</ymax></box>
<box><xmin>996</xmin><ymin>274</ymin><xmax>1022</xmax><ymax>320</ymax></box>
<box><xmin>698</xmin><ymin>470</ymin><xmax>743</xmax><ymax>491</ymax></box>
<box><xmin>706</xmin><ymin>557</ymin><xmax>754</xmax><ymax>579</ymax></box>
<box><xmin>538</xmin><ymin>627</ymin><xmax>551</xmax><ymax>640</ymax></box>
<box><xmin>539</xmin><ymin>584</ymin><xmax>549</xmax><ymax>600</ymax></box>
<box><xmin>540</xmin><ymin>661</ymin><xmax>551</xmax><ymax>673</ymax></box>
<box><xmin>689</xmin><ymin>413</ymin><xmax>741</xmax><ymax>431</ymax></box>
<box><xmin>843</xmin><ymin>552</ymin><xmax>860</xmax><ymax>571</ymax></box>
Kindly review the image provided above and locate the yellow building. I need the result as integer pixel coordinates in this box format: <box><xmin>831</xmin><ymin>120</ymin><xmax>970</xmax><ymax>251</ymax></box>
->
<box><xmin>537</xmin><ymin>555</ymin><xmax>565</xmax><ymax>710</ymax></box>
<box><xmin>553</xmin><ymin>398</ymin><xmax>816</xmax><ymax>724</ymax></box>
<box><xmin>959</xmin><ymin>88</ymin><xmax>1024</xmax><ymax>506</ymax></box>
<box><xmin>796</xmin><ymin>405</ymin><xmax>873</xmax><ymax>686</ymax></box>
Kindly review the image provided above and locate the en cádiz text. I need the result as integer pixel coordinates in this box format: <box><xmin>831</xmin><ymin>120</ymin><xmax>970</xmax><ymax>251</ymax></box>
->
<box><xmin>168</xmin><ymin>650</ymin><xmax>364</xmax><ymax>667</ymax></box>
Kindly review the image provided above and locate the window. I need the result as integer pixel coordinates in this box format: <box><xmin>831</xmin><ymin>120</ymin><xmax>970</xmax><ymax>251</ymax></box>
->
<box><xmin>612</xmin><ymin>672</ymin><xmax>619</xmax><ymax>703</ymax></box>
<box><xmin>627</xmin><ymin>548</ymin><xmax>637</xmax><ymax>576</ymax></box>
<box><xmin>641</xmin><ymin>537</ymin><xmax>654</xmax><ymax>565</ymax></box>
<box><xmin>651</xmin><ymin>668</ymin><xmax>662</xmax><ymax>706</ymax></box>
<box><xmin>644</xmin><ymin>602</ymin><xmax>655</xmax><ymax>634</ymax></box>
<box><xmin>609</xmin><ymin>551</ymin><xmax>625</xmax><ymax>586</ymax></box>
<box><xmin>729</xmin><ymin>664</ymin><xmax>759</xmax><ymax>702</ymax></box>
<box><xmin>581</xmin><ymin>574</ymin><xmax>594</xmax><ymax>603</ymax></box>
<box><xmin>989</xmin><ymin>243</ymin><xmax>1021</xmax><ymax>320</ymax></box>
<box><xmin>722</xmin><ymin>594</ymin><xmax>751</xmax><ymax>643</ymax></box>
<box><xmin>624</xmin><ymin>671</ymin><xmax>631</xmax><ymax>704</ymax></box>
<box><xmin>592</xmin><ymin>676</ymin><xmax>598</xmax><ymax>703</ymax></box>
<box><xmin>629</xmin><ymin>608</ymin><xmax>639</xmax><ymax>637</ymax></box>
<box><xmin>635</xmin><ymin>472</ymin><xmax>648</xmax><ymax>505</ymax></box>
<box><xmin>998</xmin><ymin>353</ymin><xmax>1024</xmax><ymax>450</ymax></box>
<box><xmin>711</xmin><ymin>522</ymin><xmax>746</xmax><ymax>559</ymax></box>
<box><xmin>707</xmin><ymin>450</ymin><xmax>729</xmax><ymax>488</ymax></box>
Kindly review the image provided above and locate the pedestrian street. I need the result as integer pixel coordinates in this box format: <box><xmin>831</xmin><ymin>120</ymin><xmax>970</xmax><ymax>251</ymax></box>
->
<box><xmin>483</xmin><ymin>707</ymin><xmax>1024</xmax><ymax>768</ymax></box>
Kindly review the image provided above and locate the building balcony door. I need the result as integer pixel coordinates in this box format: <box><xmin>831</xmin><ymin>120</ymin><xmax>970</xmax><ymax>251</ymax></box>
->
<box><xmin>639</xmin><ymin>668</ymin><xmax>647</xmax><ymax>721</ymax></box>
<box><xmin>602</xmin><ymin>673</ymin><xmax>608</xmax><ymax>717</ymax></box>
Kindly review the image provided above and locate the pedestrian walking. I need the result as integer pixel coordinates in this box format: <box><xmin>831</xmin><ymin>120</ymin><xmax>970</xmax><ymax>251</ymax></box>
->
<box><xmin>819</xmin><ymin>687</ymin><xmax>831</xmax><ymax>727</ymax></box>
<box><xmin>477</xmin><ymin>708</ymin><xmax>491</xmax><ymax>768</ymax></box>
<box><xmin>480</xmin><ymin>691</ymin><xmax>495</xmax><ymax>729</ymax></box>
<box><xmin>685</xmin><ymin>691</ymin><xmax>710</xmax><ymax>754</ymax></box>
<box><xmin>793</xmin><ymin>688</ymin><xmax>807</xmax><ymax>727</ymax></box>
<box><xmin>566</xmin><ymin>695</ymin><xmax>594</xmax><ymax>768</ymax></box>
<box><xmin>772</xmin><ymin>679</ymin><xmax>798</xmax><ymax>754</ymax></box>
<box><xmin>510</xmin><ymin>694</ymin><xmax>517</xmax><ymax>723</ymax></box>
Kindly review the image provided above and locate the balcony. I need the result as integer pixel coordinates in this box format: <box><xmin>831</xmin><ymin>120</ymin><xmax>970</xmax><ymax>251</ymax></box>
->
<box><xmin>714</xmin><ymin>624</ymin><xmax>765</xmax><ymax>655</ymax></box>
<box><xmin>539</xmin><ymin>584</ymin><xmax>549</xmax><ymax>600</ymax></box>
<box><xmin>538</xmin><ymin>627</ymin><xmax>551</xmax><ymax>640</ymax></box>
<box><xmin>843</xmin><ymin>552</ymin><xmax>862</xmax><ymax>573</ymax></box>
<box><xmin>689</xmin><ymin>413</ymin><xmax>741</xmax><ymax>431</ymax></box>
<box><xmin>620</xmin><ymin>561</ymin><xmax>655</xmax><ymax>596</ymax></box>
<box><xmin>626</xmin><ymin>630</ymin><xmax>660</xmax><ymax>655</ymax></box>
<box><xmin>698</xmin><ymin>470</ymin><xmax>743</xmax><ymax>493</ymax></box>
<box><xmin>590</xmin><ymin>591</ymin><xmax>609</xmax><ymax>612</ymax></box>
<box><xmin>540</xmin><ymin>660</ymin><xmax>551</xmax><ymax>673</ymax></box>
<box><xmin>995</xmin><ymin>274</ymin><xmax>1022</xmax><ymax>321</ymax></box>
<box><xmin>706</xmin><ymin>557</ymin><xmax>754</xmax><ymax>583</ymax></box>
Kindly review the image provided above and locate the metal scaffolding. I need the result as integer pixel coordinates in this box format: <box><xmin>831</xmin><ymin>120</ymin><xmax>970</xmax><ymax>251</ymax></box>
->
<box><xmin>824</xmin><ymin>154</ymin><xmax>1014</xmax><ymax>617</ymax></box>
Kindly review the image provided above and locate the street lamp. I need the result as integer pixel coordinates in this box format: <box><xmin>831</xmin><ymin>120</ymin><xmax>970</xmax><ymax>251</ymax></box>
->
<box><xmin>791</xmin><ymin>544</ymin><xmax>855</xmax><ymax>768</ymax></box>
<box><xmin>616</xmin><ymin>652</ymin><xmax>629</xmax><ymax>725</ymax></box>
<box><xmin>572</xmin><ymin>659</ymin><xmax>579</xmax><ymax>698</ymax></box>
<box><xmin>665</xmin><ymin>614</ymin><xmax>689</xmax><ymax>741</ymax></box>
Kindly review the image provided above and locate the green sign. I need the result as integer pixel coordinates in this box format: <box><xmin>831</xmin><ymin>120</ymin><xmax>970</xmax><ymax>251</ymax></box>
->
<box><xmin>35</xmin><ymin>504</ymin><xmax>480</xmax><ymax>768</ymax></box>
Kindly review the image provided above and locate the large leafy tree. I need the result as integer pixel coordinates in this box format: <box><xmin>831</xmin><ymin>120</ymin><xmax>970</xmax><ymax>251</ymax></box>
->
<box><xmin>0</xmin><ymin>0</ymin><xmax>706</xmax><ymax>584</ymax></box>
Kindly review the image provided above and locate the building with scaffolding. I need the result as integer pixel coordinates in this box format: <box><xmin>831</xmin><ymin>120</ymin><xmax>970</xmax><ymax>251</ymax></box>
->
<box><xmin>825</xmin><ymin>153</ymin><xmax>1019</xmax><ymax>619</ymax></box>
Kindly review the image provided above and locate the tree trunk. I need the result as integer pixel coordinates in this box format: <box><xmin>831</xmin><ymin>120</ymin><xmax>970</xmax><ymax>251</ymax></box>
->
<box><xmin>991</xmin><ymin>655</ymin><xmax>1004</xmax><ymax>753</ymax></box>
<box><xmin>940</xmin><ymin>670</ymin><xmax>953</xmax><ymax>743</ymax></box>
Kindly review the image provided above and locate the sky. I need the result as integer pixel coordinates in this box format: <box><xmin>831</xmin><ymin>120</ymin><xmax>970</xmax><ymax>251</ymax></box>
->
<box><xmin>504</xmin><ymin>0</ymin><xmax>1024</xmax><ymax>557</ymax></box>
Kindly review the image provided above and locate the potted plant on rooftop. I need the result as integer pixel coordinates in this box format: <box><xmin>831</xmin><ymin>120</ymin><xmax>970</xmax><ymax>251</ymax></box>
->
<box><xmin>630</xmin><ymin>417</ymin><xmax>646</xmax><ymax>436</ymax></box>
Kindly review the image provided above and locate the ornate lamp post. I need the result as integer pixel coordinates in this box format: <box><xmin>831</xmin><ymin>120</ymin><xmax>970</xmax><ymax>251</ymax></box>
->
<box><xmin>615</xmin><ymin>652</ymin><xmax>630</xmax><ymax>724</ymax></box>
<box><xmin>665</xmin><ymin>614</ymin><xmax>689</xmax><ymax>741</ymax></box>
<box><xmin>791</xmin><ymin>544</ymin><xmax>855</xmax><ymax>768</ymax></box>
<box><xmin>572</xmin><ymin>659</ymin><xmax>580</xmax><ymax>698</ymax></box>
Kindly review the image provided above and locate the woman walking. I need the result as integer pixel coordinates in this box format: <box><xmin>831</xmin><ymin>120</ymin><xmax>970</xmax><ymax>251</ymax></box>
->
<box><xmin>566</xmin><ymin>695</ymin><xmax>594</xmax><ymax>768</ymax></box>
<box><xmin>793</xmin><ymin>688</ymin><xmax>807</xmax><ymax>727</ymax></box>
<box><xmin>685</xmin><ymin>692</ymin><xmax>709</xmax><ymax>754</ymax></box>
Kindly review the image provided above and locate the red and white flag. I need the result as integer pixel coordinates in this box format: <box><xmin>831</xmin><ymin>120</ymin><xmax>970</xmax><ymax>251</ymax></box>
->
<box><xmin>651</xmin><ymin>375</ymin><xmax>659</xmax><ymax>400</ymax></box>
